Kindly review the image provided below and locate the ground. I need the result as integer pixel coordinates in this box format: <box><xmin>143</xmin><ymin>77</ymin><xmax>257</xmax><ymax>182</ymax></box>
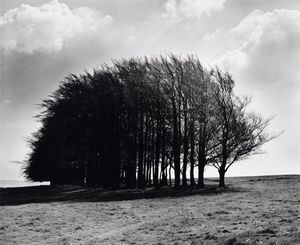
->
<box><xmin>0</xmin><ymin>175</ymin><xmax>299</xmax><ymax>244</ymax></box>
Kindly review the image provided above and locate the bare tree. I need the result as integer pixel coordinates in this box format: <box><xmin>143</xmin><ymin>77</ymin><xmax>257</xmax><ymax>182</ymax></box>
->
<box><xmin>211</xmin><ymin>69</ymin><xmax>276</xmax><ymax>187</ymax></box>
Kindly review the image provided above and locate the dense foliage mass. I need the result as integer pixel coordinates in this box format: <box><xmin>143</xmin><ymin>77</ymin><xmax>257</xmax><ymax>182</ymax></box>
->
<box><xmin>24</xmin><ymin>55</ymin><xmax>274</xmax><ymax>188</ymax></box>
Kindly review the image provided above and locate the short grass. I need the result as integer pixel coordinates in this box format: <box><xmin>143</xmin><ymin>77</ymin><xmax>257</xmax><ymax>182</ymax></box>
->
<box><xmin>0</xmin><ymin>175</ymin><xmax>299</xmax><ymax>244</ymax></box>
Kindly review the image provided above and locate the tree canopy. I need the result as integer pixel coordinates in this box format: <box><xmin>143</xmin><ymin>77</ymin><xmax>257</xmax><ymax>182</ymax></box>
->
<box><xmin>23</xmin><ymin>55</ymin><xmax>275</xmax><ymax>188</ymax></box>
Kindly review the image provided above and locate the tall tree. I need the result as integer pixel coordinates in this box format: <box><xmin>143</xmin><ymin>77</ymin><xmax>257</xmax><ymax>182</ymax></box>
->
<box><xmin>24</xmin><ymin>55</ymin><xmax>275</xmax><ymax>190</ymax></box>
<box><xmin>211</xmin><ymin>69</ymin><xmax>275</xmax><ymax>187</ymax></box>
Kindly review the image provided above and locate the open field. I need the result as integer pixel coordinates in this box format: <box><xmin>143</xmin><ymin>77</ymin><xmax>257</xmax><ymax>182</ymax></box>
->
<box><xmin>0</xmin><ymin>175</ymin><xmax>299</xmax><ymax>244</ymax></box>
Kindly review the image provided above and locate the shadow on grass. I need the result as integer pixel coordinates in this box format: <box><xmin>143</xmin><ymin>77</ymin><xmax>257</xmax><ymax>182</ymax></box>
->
<box><xmin>0</xmin><ymin>183</ymin><xmax>244</xmax><ymax>206</ymax></box>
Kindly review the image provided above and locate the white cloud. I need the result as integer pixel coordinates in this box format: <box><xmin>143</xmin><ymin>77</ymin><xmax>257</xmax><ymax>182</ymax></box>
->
<box><xmin>163</xmin><ymin>0</ymin><xmax>227</xmax><ymax>21</ymax></box>
<box><xmin>202</xmin><ymin>8</ymin><xmax>300</xmax><ymax>128</ymax></box>
<box><xmin>207</xmin><ymin>9</ymin><xmax>300</xmax><ymax>76</ymax></box>
<box><xmin>0</xmin><ymin>0</ymin><xmax>112</xmax><ymax>54</ymax></box>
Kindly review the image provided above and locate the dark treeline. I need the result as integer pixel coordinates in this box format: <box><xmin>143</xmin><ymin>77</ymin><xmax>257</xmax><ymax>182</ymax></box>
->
<box><xmin>24</xmin><ymin>55</ymin><xmax>275</xmax><ymax>189</ymax></box>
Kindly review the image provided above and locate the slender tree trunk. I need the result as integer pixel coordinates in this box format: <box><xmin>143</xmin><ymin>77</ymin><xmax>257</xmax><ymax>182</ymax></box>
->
<box><xmin>147</xmin><ymin>153</ymin><xmax>151</xmax><ymax>185</ymax></box>
<box><xmin>154</xmin><ymin>118</ymin><xmax>161</xmax><ymax>189</ymax></box>
<box><xmin>197</xmin><ymin>140</ymin><xmax>206</xmax><ymax>188</ymax></box>
<box><xmin>160</xmin><ymin>123</ymin><xmax>167</xmax><ymax>186</ymax></box>
<box><xmin>143</xmin><ymin>110</ymin><xmax>149</xmax><ymax>184</ymax></box>
<box><xmin>150</xmin><ymin>120</ymin><xmax>155</xmax><ymax>185</ymax></box>
<box><xmin>172</xmin><ymin>100</ymin><xmax>181</xmax><ymax>189</ymax></box>
<box><xmin>168</xmin><ymin>160</ymin><xmax>172</xmax><ymax>186</ymax></box>
<box><xmin>189</xmin><ymin>121</ymin><xmax>195</xmax><ymax>187</ymax></box>
<box><xmin>198</xmin><ymin>164</ymin><xmax>205</xmax><ymax>188</ymax></box>
<box><xmin>219</xmin><ymin>135</ymin><xmax>228</xmax><ymax>188</ymax></box>
<box><xmin>182</xmin><ymin>107</ymin><xmax>189</xmax><ymax>187</ymax></box>
<box><xmin>137</xmin><ymin>112</ymin><xmax>144</xmax><ymax>188</ymax></box>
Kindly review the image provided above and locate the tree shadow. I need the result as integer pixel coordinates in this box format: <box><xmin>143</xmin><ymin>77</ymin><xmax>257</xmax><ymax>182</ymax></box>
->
<box><xmin>0</xmin><ymin>183</ymin><xmax>245</xmax><ymax>206</ymax></box>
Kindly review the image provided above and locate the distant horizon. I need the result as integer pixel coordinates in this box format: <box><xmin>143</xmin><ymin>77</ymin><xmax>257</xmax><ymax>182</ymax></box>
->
<box><xmin>1</xmin><ymin>173</ymin><xmax>300</xmax><ymax>188</ymax></box>
<box><xmin>2</xmin><ymin>173</ymin><xmax>299</xmax><ymax>183</ymax></box>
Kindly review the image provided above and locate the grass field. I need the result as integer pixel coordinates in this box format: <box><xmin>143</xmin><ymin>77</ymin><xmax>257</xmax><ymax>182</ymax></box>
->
<box><xmin>0</xmin><ymin>175</ymin><xmax>299</xmax><ymax>244</ymax></box>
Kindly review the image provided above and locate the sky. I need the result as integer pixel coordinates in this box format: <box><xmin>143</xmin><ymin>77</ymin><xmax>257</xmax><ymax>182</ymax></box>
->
<box><xmin>0</xmin><ymin>0</ymin><xmax>299</xmax><ymax>180</ymax></box>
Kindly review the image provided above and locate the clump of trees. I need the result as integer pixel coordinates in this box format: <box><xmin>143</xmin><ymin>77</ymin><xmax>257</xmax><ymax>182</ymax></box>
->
<box><xmin>23</xmin><ymin>55</ymin><xmax>275</xmax><ymax>189</ymax></box>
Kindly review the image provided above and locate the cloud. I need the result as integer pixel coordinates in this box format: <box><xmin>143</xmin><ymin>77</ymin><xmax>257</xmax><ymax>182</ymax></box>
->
<box><xmin>0</xmin><ymin>0</ymin><xmax>112</xmax><ymax>54</ymax></box>
<box><xmin>206</xmin><ymin>9</ymin><xmax>300</xmax><ymax>139</ymax></box>
<box><xmin>163</xmin><ymin>0</ymin><xmax>227</xmax><ymax>21</ymax></box>
<box><xmin>206</xmin><ymin>9</ymin><xmax>300</xmax><ymax>78</ymax></box>
<box><xmin>202</xmin><ymin>8</ymin><xmax>300</xmax><ymax>169</ymax></box>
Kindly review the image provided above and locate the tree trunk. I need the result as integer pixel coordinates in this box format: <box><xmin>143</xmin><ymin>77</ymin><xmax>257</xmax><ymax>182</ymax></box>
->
<box><xmin>150</xmin><ymin>121</ymin><xmax>155</xmax><ymax>185</ymax></box>
<box><xmin>218</xmin><ymin>169</ymin><xmax>226</xmax><ymax>188</ymax></box>
<box><xmin>198</xmin><ymin>164</ymin><xmax>205</xmax><ymax>188</ymax></box>
<box><xmin>160</xmin><ymin>121</ymin><xmax>167</xmax><ymax>186</ymax></box>
<box><xmin>197</xmin><ymin>137</ymin><xmax>206</xmax><ymax>188</ymax></box>
<box><xmin>137</xmin><ymin>113</ymin><xmax>144</xmax><ymax>188</ymax></box>
<box><xmin>219</xmin><ymin>130</ymin><xmax>228</xmax><ymax>188</ymax></box>
<box><xmin>168</xmin><ymin>159</ymin><xmax>172</xmax><ymax>186</ymax></box>
<box><xmin>154</xmin><ymin>120</ymin><xmax>161</xmax><ymax>189</ymax></box>
<box><xmin>189</xmin><ymin>121</ymin><xmax>195</xmax><ymax>187</ymax></box>
<box><xmin>172</xmin><ymin>100</ymin><xmax>181</xmax><ymax>189</ymax></box>
<box><xmin>182</xmin><ymin>107</ymin><xmax>188</xmax><ymax>187</ymax></box>
<box><xmin>143</xmin><ymin>110</ymin><xmax>149</xmax><ymax>185</ymax></box>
